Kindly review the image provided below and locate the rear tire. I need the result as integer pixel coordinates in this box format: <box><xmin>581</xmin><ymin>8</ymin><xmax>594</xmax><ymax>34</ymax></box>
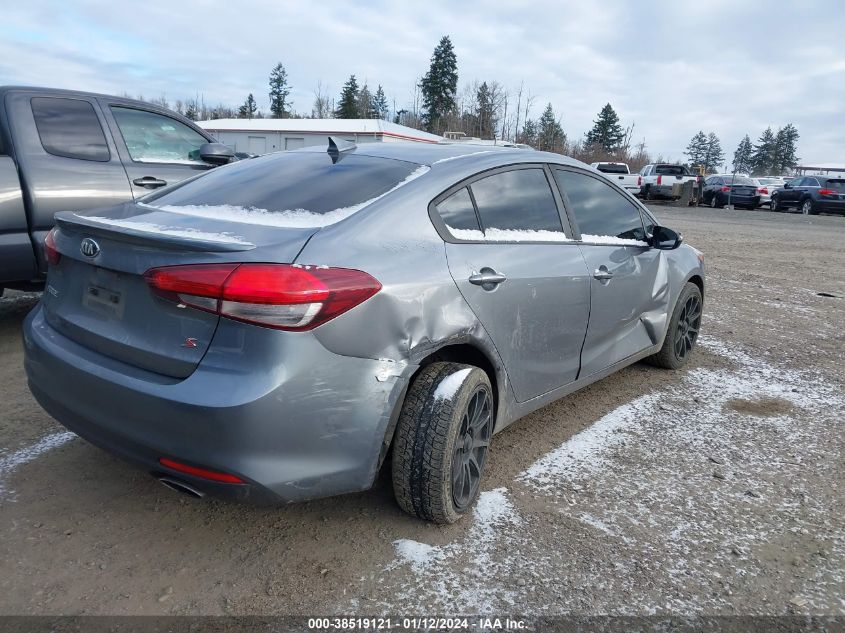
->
<box><xmin>392</xmin><ymin>362</ymin><xmax>494</xmax><ymax>524</ymax></box>
<box><xmin>644</xmin><ymin>185</ymin><xmax>653</xmax><ymax>201</ymax></box>
<box><xmin>645</xmin><ymin>282</ymin><xmax>703</xmax><ymax>370</ymax></box>
<box><xmin>801</xmin><ymin>198</ymin><xmax>818</xmax><ymax>215</ymax></box>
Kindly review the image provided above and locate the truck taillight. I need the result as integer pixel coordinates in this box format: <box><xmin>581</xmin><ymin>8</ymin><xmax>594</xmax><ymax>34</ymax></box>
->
<box><xmin>44</xmin><ymin>228</ymin><xmax>61</xmax><ymax>266</ymax></box>
<box><xmin>657</xmin><ymin>175</ymin><xmax>663</xmax><ymax>185</ymax></box>
<box><xmin>637</xmin><ymin>176</ymin><xmax>642</xmax><ymax>186</ymax></box>
<box><xmin>144</xmin><ymin>263</ymin><xmax>381</xmax><ymax>331</ymax></box>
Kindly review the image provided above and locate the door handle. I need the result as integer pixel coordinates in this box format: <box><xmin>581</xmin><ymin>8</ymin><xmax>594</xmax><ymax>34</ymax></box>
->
<box><xmin>593</xmin><ymin>267</ymin><xmax>614</xmax><ymax>281</ymax></box>
<box><xmin>133</xmin><ymin>176</ymin><xmax>168</xmax><ymax>189</ymax></box>
<box><xmin>469</xmin><ymin>268</ymin><xmax>507</xmax><ymax>290</ymax></box>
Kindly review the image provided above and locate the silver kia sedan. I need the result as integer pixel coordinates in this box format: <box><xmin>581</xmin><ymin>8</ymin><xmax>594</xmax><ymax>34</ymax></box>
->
<box><xmin>23</xmin><ymin>141</ymin><xmax>704</xmax><ymax>523</ymax></box>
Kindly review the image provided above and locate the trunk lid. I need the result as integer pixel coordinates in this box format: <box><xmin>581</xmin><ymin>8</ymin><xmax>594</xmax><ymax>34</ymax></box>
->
<box><xmin>43</xmin><ymin>203</ymin><xmax>319</xmax><ymax>378</ymax></box>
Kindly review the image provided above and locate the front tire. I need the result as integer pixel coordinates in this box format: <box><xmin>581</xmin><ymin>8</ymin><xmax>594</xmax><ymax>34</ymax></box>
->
<box><xmin>710</xmin><ymin>194</ymin><xmax>719</xmax><ymax>209</ymax></box>
<box><xmin>645</xmin><ymin>282</ymin><xmax>703</xmax><ymax>370</ymax></box>
<box><xmin>770</xmin><ymin>196</ymin><xmax>779</xmax><ymax>212</ymax></box>
<box><xmin>392</xmin><ymin>362</ymin><xmax>494</xmax><ymax>524</ymax></box>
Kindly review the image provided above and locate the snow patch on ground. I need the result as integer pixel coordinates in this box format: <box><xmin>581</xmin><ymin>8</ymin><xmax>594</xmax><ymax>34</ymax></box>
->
<box><xmin>0</xmin><ymin>432</ymin><xmax>76</xmax><ymax>501</ymax></box>
<box><xmin>145</xmin><ymin>165</ymin><xmax>430</xmax><ymax>229</ymax></box>
<box><xmin>381</xmin><ymin>335</ymin><xmax>845</xmax><ymax>614</ymax></box>
<box><xmin>387</xmin><ymin>487</ymin><xmax>522</xmax><ymax>611</ymax></box>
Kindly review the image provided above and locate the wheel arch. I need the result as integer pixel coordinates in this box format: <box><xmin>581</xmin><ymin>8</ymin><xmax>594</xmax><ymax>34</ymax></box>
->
<box><xmin>377</xmin><ymin>342</ymin><xmax>503</xmax><ymax>469</ymax></box>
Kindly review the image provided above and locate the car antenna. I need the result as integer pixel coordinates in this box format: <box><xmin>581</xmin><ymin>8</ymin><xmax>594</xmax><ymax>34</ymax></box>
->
<box><xmin>327</xmin><ymin>137</ymin><xmax>356</xmax><ymax>164</ymax></box>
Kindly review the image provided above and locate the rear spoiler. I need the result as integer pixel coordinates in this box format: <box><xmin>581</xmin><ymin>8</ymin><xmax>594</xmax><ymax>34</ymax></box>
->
<box><xmin>55</xmin><ymin>212</ymin><xmax>256</xmax><ymax>252</ymax></box>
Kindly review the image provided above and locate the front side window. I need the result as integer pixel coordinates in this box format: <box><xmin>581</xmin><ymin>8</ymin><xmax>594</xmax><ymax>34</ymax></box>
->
<box><xmin>31</xmin><ymin>97</ymin><xmax>110</xmax><ymax>162</ymax></box>
<box><xmin>470</xmin><ymin>168</ymin><xmax>563</xmax><ymax>234</ymax></box>
<box><xmin>111</xmin><ymin>107</ymin><xmax>207</xmax><ymax>164</ymax></box>
<box><xmin>554</xmin><ymin>169</ymin><xmax>646</xmax><ymax>243</ymax></box>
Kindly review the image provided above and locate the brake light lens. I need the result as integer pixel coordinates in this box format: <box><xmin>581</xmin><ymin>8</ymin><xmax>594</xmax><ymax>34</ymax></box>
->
<box><xmin>637</xmin><ymin>175</ymin><xmax>642</xmax><ymax>186</ymax></box>
<box><xmin>44</xmin><ymin>228</ymin><xmax>61</xmax><ymax>266</ymax></box>
<box><xmin>758</xmin><ymin>187</ymin><xmax>768</xmax><ymax>194</ymax></box>
<box><xmin>818</xmin><ymin>188</ymin><xmax>837</xmax><ymax>196</ymax></box>
<box><xmin>144</xmin><ymin>263</ymin><xmax>381</xmax><ymax>331</ymax></box>
<box><xmin>657</xmin><ymin>175</ymin><xmax>663</xmax><ymax>185</ymax></box>
<box><xmin>720</xmin><ymin>186</ymin><xmax>731</xmax><ymax>192</ymax></box>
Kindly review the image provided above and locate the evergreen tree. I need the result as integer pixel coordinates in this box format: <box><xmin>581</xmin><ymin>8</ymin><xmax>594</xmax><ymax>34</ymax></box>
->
<box><xmin>475</xmin><ymin>82</ymin><xmax>495</xmax><ymax>138</ymax></box>
<box><xmin>335</xmin><ymin>75</ymin><xmax>360</xmax><ymax>118</ymax></box>
<box><xmin>537</xmin><ymin>103</ymin><xmax>565</xmax><ymax>153</ymax></box>
<box><xmin>751</xmin><ymin>127</ymin><xmax>776</xmax><ymax>175</ymax></box>
<box><xmin>357</xmin><ymin>83</ymin><xmax>374</xmax><ymax>118</ymax></box>
<box><xmin>703</xmin><ymin>132</ymin><xmax>725</xmax><ymax>173</ymax></box>
<box><xmin>420</xmin><ymin>36</ymin><xmax>458</xmax><ymax>133</ymax></box>
<box><xmin>372</xmin><ymin>85</ymin><xmax>389</xmax><ymax>120</ymax></box>
<box><xmin>268</xmin><ymin>62</ymin><xmax>292</xmax><ymax>118</ymax></box>
<box><xmin>773</xmin><ymin>124</ymin><xmax>800</xmax><ymax>175</ymax></box>
<box><xmin>518</xmin><ymin>119</ymin><xmax>538</xmax><ymax>147</ymax></box>
<box><xmin>184</xmin><ymin>101</ymin><xmax>198</xmax><ymax>121</ymax></box>
<box><xmin>684</xmin><ymin>131</ymin><xmax>708</xmax><ymax>169</ymax></box>
<box><xmin>238</xmin><ymin>93</ymin><xmax>257</xmax><ymax>119</ymax></box>
<box><xmin>732</xmin><ymin>135</ymin><xmax>754</xmax><ymax>174</ymax></box>
<box><xmin>584</xmin><ymin>103</ymin><xmax>625</xmax><ymax>154</ymax></box>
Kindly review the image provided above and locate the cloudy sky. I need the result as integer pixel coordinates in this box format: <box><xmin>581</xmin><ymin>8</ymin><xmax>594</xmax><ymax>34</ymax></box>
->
<box><xmin>2</xmin><ymin>0</ymin><xmax>843</xmax><ymax>165</ymax></box>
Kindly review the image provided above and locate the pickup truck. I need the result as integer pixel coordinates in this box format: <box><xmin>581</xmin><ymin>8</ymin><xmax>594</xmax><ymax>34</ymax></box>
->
<box><xmin>0</xmin><ymin>86</ymin><xmax>236</xmax><ymax>294</ymax></box>
<box><xmin>590</xmin><ymin>161</ymin><xmax>641</xmax><ymax>195</ymax></box>
<box><xmin>638</xmin><ymin>163</ymin><xmax>699</xmax><ymax>201</ymax></box>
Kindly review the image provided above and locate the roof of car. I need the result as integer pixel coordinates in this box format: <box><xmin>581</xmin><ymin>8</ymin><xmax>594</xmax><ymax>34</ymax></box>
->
<box><xmin>296</xmin><ymin>141</ymin><xmax>583</xmax><ymax>168</ymax></box>
<box><xmin>0</xmin><ymin>85</ymin><xmax>151</xmax><ymax>105</ymax></box>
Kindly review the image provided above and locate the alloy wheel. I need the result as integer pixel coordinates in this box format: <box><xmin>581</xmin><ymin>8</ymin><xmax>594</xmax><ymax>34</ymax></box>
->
<box><xmin>451</xmin><ymin>387</ymin><xmax>492</xmax><ymax>510</ymax></box>
<box><xmin>674</xmin><ymin>295</ymin><xmax>702</xmax><ymax>361</ymax></box>
<box><xmin>802</xmin><ymin>200</ymin><xmax>812</xmax><ymax>215</ymax></box>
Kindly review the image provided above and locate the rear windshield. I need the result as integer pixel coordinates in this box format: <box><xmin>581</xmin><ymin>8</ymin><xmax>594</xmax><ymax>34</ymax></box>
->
<box><xmin>725</xmin><ymin>176</ymin><xmax>756</xmax><ymax>185</ymax></box>
<box><xmin>823</xmin><ymin>179</ymin><xmax>845</xmax><ymax>190</ymax></box>
<box><xmin>146</xmin><ymin>152</ymin><xmax>423</xmax><ymax>224</ymax></box>
<box><xmin>595</xmin><ymin>163</ymin><xmax>628</xmax><ymax>174</ymax></box>
<box><xmin>757</xmin><ymin>178</ymin><xmax>781</xmax><ymax>185</ymax></box>
<box><xmin>654</xmin><ymin>165</ymin><xmax>690</xmax><ymax>176</ymax></box>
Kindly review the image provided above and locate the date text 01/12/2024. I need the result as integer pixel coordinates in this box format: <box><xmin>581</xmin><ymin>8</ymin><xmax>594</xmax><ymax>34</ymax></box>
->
<box><xmin>307</xmin><ymin>616</ymin><xmax>528</xmax><ymax>630</ymax></box>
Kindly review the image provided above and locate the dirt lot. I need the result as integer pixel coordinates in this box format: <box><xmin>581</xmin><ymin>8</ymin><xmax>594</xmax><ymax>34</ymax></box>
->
<box><xmin>0</xmin><ymin>206</ymin><xmax>843</xmax><ymax>617</ymax></box>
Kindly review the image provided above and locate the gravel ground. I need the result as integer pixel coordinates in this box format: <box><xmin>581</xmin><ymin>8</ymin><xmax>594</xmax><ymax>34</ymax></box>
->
<box><xmin>0</xmin><ymin>205</ymin><xmax>843</xmax><ymax>617</ymax></box>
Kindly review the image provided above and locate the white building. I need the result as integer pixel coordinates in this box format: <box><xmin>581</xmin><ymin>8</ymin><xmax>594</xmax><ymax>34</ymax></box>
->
<box><xmin>196</xmin><ymin>118</ymin><xmax>443</xmax><ymax>155</ymax></box>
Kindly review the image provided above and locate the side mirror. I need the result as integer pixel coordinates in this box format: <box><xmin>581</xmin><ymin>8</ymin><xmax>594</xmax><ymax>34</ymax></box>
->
<box><xmin>651</xmin><ymin>225</ymin><xmax>683</xmax><ymax>250</ymax></box>
<box><xmin>199</xmin><ymin>142</ymin><xmax>235</xmax><ymax>166</ymax></box>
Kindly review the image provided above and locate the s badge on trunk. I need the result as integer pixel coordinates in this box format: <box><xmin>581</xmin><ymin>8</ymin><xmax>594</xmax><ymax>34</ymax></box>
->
<box><xmin>80</xmin><ymin>238</ymin><xmax>100</xmax><ymax>258</ymax></box>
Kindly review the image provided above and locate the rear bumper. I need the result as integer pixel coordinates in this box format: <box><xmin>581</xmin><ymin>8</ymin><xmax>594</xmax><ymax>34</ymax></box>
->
<box><xmin>716</xmin><ymin>193</ymin><xmax>760</xmax><ymax>207</ymax></box>
<box><xmin>818</xmin><ymin>199</ymin><xmax>845</xmax><ymax>214</ymax></box>
<box><xmin>23</xmin><ymin>305</ymin><xmax>414</xmax><ymax>504</ymax></box>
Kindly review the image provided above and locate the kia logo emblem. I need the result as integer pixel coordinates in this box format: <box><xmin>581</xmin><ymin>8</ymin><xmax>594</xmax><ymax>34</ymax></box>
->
<box><xmin>80</xmin><ymin>238</ymin><xmax>100</xmax><ymax>258</ymax></box>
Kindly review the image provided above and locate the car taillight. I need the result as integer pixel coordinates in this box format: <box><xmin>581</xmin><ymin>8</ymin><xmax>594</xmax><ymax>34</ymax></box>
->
<box><xmin>758</xmin><ymin>187</ymin><xmax>768</xmax><ymax>194</ymax></box>
<box><xmin>721</xmin><ymin>186</ymin><xmax>731</xmax><ymax>192</ymax></box>
<box><xmin>44</xmin><ymin>228</ymin><xmax>61</xmax><ymax>266</ymax></box>
<box><xmin>657</xmin><ymin>175</ymin><xmax>663</xmax><ymax>185</ymax></box>
<box><xmin>819</xmin><ymin>188</ymin><xmax>837</xmax><ymax>196</ymax></box>
<box><xmin>144</xmin><ymin>263</ymin><xmax>381</xmax><ymax>331</ymax></box>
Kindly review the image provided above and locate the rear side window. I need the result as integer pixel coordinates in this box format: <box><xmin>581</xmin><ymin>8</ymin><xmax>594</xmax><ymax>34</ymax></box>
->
<box><xmin>554</xmin><ymin>169</ymin><xmax>646</xmax><ymax>243</ymax></box>
<box><xmin>436</xmin><ymin>188</ymin><xmax>480</xmax><ymax>232</ymax></box>
<box><xmin>147</xmin><ymin>152</ymin><xmax>422</xmax><ymax>224</ymax></box>
<box><xmin>31</xmin><ymin>97</ymin><xmax>110</xmax><ymax>162</ymax></box>
<box><xmin>111</xmin><ymin>107</ymin><xmax>208</xmax><ymax>164</ymax></box>
<box><xmin>823</xmin><ymin>179</ymin><xmax>845</xmax><ymax>191</ymax></box>
<box><xmin>595</xmin><ymin>163</ymin><xmax>627</xmax><ymax>174</ymax></box>
<box><xmin>470</xmin><ymin>168</ymin><xmax>563</xmax><ymax>233</ymax></box>
<box><xmin>654</xmin><ymin>165</ymin><xmax>689</xmax><ymax>176</ymax></box>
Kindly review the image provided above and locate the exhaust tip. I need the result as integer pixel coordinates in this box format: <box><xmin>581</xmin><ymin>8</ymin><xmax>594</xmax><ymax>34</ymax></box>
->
<box><xmin>157</xmin><ymin>476</ymin><xmax>205</xmax><ymax>499</ymax></box>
